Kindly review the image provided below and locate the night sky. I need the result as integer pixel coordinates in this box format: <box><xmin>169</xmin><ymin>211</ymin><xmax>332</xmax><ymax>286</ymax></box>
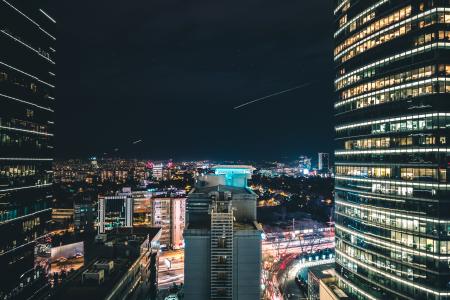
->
<box><xmin>55</xmin><ymin>0</ymin><xmax>334</xmax><ymax>161</ymax></box>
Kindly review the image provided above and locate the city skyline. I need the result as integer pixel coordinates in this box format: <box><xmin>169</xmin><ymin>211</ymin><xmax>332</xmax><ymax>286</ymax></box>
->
<box><xmin>54</xmin><ymin>0</ymin><xmax>335</xmax><ymax>160</ymax></box>
<box><xmin>4</xmin><ymin>0</ymin><xmax>450</xmax><ymax>299</ymax></box>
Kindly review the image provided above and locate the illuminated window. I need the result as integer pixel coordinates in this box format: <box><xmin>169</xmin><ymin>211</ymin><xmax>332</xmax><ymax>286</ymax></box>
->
<box><xmin>340</xmin><ymin>65</ymin><xmax>435</xmax><ymax>100</ymax></box>
<box><xmin>401</xmin><ymin>168</ymin><xmax>437</xmax><ymax>181</ymax></box>
<box><xmin>218</xmin><ymin>255</ymin><xmax>227</xmax><ymax>264</ymax></box>
<box><xmin>334</xmin><ymin>6</ymin><xmax>412</xmax><ymax>57</ymax></box>
<box><xmin>339</xmin><ymin>15</ymin><xmax>348</xmax><ymax>28</ymax></box>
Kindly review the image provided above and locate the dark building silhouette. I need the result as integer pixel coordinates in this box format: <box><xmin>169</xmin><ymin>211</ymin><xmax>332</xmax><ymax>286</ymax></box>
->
<box><xmin>0</xmin><ymin>1</ymin><xmax>55</xmax><ymax>298</ymax></box>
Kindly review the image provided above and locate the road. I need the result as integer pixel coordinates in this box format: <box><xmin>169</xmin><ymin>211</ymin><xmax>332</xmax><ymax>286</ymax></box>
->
<box><xmin>278</xmin><ymin>256</ymin><xmax>335</xmax><ymax>300</ymax></box>
<box><xmin>158</xmin><ymin>250</ymin><xmax>184</xmax><ymax>290</ymax></box>
<box><xmin>261</xmin><ymin>229</ymin><xmax>335</xmax><ymax>300</ymax></box>
<box><xmin>277</xmin><ymin>255</ymin><xmax>306</xmax><ymax>300</ymax></box>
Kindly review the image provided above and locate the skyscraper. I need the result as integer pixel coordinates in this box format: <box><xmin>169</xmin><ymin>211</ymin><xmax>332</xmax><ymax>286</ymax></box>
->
<box><xmin>299</xmin><ymin>155</ymin><xmax>312</xmax><ymax>175</ymax></box>
<box><xmin>152</xmin><ymin>163</ymin><xmax>164</xmax><ymax>180</ymax></box>
<box><xmin>152</xmin><ymin>196</ymin><xmax>186</xmax><ymax>249</ymax></box>
<box><xmin>0</xmin><ymin>1</ymin><xmax>55</xmax><ymax>298</ymax></box>
<box><xmin>334</xmin><ymin>1</ymin><xmax>450</xmax><ymax>299</ymax></box>
<box><xmin>184</xmin><ymin>166</ymin><xmax>262</xmax><ymax>300</ymax></box>
<box><xmin>318</xmin><ymin>152</ymin><xmax>330</xmax><ymax>173</ymax></box>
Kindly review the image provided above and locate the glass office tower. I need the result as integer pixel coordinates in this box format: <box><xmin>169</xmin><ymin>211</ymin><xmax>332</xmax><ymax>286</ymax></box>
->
<box><xmin>0</xmin><ymin>1</ymin><xmax>55</xmax><ymax>298</ymax></box>
<box><xmin>334</xmin><ymin>0</ymin><xmax>450</xmax><ymax>299</ymax></box>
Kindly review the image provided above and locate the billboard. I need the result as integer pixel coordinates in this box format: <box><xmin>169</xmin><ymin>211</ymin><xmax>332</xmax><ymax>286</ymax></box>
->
<box><xmin>49</xmin><ymin>241</ymin><xmax>85</xmax><ymax>274</ymax></box>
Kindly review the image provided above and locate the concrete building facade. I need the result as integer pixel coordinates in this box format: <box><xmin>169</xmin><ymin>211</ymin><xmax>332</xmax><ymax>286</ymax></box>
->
<box><xmin>184</xmin><ymin>166</ymin><xmax>262</xmax><ymax>300</ymax></box>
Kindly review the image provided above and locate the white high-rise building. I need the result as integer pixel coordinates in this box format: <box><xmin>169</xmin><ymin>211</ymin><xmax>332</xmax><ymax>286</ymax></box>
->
<box><xmin>184</xmin><ymin>166</ymin><xmax>262</xmax><ymax>300</ymax></box>
<box><xmin>318</xmin><ymin>152</ymin><xmax>330</xmax><ymax>173</ymax></box>
<box><xmin>152</xmin><ymin>197</ymin><xmax>186</xmax><ymax>249</ymax></box>
<box><xmin>171</xmin><ymin>197</ymin><xmax>186</xmax><ymax>249</ymax></box>
<box><xmin>98</xmin><ymin>188</ymin><xmax>133</xmax><ymax>234</ymax></box>
<box><xmin>152</xmin><ymin>163</ymin><xmax>164</xmax><ymax>180</ymax></box>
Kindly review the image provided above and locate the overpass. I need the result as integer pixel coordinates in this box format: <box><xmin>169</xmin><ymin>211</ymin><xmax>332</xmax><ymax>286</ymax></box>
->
<box><xmin>277</xmin><ymin>256</ymin><xmax>335</xmax><ymax>300</ymax></box>
<box><xmin>261</xmin><ymin>224</ymin><xmax>335</xmax><ymax>300</ymax></box>
<box><xmin>262</xmin><ymin>225</ymin><xmax>335</xmax><ymax>257</ymax></box>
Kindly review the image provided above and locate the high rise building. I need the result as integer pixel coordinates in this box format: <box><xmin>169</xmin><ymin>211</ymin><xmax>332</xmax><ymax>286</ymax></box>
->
<box><xmin>98</xmin><ymin>190</ymin><xmax>133</xmax><ymax>234</ymax></box>
<box><xmin>184</xmin><ymin>165</ymin><xmax>262</xmax><ymax>300</ymax></box>
<box><xmin>132</xmin><ymin>190</ymin><xmax>153</xmax><ymax>226</ymax></box>
<box><xmin>318</xmin><ymin>152</ymin><xmax>330</xmax><ymax>173</ymax></box>
<box><xmin>152</xmin><ymin>197</ymin><xmax>171</xmax><ymax>247</ymax></box>
<box><xmin>334</xmin><ymin>0</ymin><xmax>450</xmax><ymax>299</ymax></box>
<box><xmin>171</xmin><ymin>197</ymin><xmax>186</xmax><ymax>249</ymax></box>
<box><xmin>299</xmin><ymin>155</ymin><xmax>312</xmax><ymax>175</ymax></box>
<box><xmin>0</xmin><ymin>1</ymin><xmax>55</xmax><ymax>298</ymax></box>
<box><xmin>74</xmin><ymin>193</ymin><xmax>96</xmax><ymax>232</ymax></box>
<box><xmin>152</xmin><ymin>163</ymin><xmax>164</xmax><ymax>180</ymax></box>
<box><xmin>152</xmin><ymin>196</ymin><xmax>186</xmax><ymax>249</ymax></box>
<box><xmin>98</xmin><ymin>188</ymin><xmax>186</xmax><ymax>249</ymax></box>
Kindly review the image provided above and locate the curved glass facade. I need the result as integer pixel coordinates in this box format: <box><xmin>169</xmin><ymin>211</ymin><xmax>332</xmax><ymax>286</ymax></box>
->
<box><xmin>0</xmin><ymin>1</ymin><xmax>55</xmax><ymax>298</ymax></box>
<box><xmin>334</xmin><ymin>0</ymin><xmax>450</xmax><ymax>299</ymax></box>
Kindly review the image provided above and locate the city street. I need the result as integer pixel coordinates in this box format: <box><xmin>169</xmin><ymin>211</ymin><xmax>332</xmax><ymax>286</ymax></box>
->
<box><xmin>277</xmin><ymin>255</ymin><xmax>335</xmax><ymax>300</ymax></box>
<box><xmin>261</xmin><ymin>226</ymin><xmax>334</xmax><ymax>300</ymax></box>
<box><xmin>158</xmin><ymin>250</ymin><xmax>184</xmax><ymax>290</ymax></box>
<box><xmin>277</xmin><ymin>256</ymin><xmax>306</xmax><ymax>300</ymax></box>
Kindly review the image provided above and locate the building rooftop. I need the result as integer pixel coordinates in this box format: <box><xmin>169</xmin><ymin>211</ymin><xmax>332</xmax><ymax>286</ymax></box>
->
<box><xmin>212</xmin><ymin>165</ymin><xmax>255</xmax><ymax>171</ymax></box>
<box><xmin>234</xmin><ymin>221</ymin><xmax>263</xmax><ymax>232</ymax></box>
<box><xmin>190</xmin><ymin>184</ymin><xmax>254</xmax><ymax>196</ymax></box>
<box><xmin>106</xmin><ymin>226</ymin><xmax>161</xmax><ymax>245</ymax></box>
<box><xmin>309</xmin><ymin>263</ymin><xmax>336</xmax><ymax>280</ymax></box>
<box><xmin>186</xmin><ymin>170</ymin><xmax>258</xmax><ymax>232</ymax></box>
<box><xmin>309</xmin><ymin>264</ymin><xmax>349</xmax><ymax>300</ymax></box>
<box><xmin>186</xmin><ymin>220</ymin><xmax>261</xmax><ymax>232</ymax></box>
<box><xmin>49</xmin><ymin>226</ymin><xmax>161</xmax><ymax>300</ymax></box>
<box><xmin>110</xmin><ymin>226</ymin><xmax>161</xmax><ymax>239</ymax></box>
<box><xmin>56</xmin><ymin>258</ymin><xmax>131</xmax><ymax>300</ymax></box>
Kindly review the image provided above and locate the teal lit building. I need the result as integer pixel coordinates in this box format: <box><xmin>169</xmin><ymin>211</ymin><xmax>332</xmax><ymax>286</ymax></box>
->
<box><xmin>213</xmin><ymin>165</ymin><xmax>255</xmax><ymax>188</ymax></box>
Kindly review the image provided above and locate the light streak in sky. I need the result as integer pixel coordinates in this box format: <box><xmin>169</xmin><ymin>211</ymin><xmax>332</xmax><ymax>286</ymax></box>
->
<box><xmin>233</xmin><ymin>82</ymin><xmax>312</xmax><ymax>110</ymax></box>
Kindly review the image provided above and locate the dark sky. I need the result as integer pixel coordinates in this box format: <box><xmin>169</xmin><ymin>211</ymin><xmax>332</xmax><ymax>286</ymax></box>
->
<box><xmin>55</xmin><ymin>0</ymin><xmax>334</xmax><ymax>161</ymax></box>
